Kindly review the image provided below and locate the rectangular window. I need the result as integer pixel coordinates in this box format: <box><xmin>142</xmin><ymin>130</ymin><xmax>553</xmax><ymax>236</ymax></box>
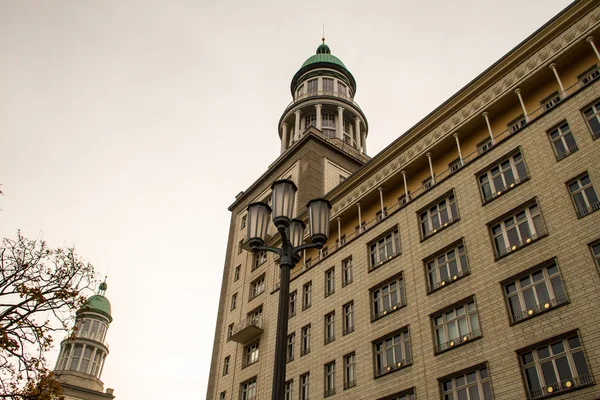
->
<box><xmin>303</xmin><ymin>281</ymin><xmax>312</xmax><ymax>310</ymax></box>
<box><xmin>301</xmin><ymin>324</ymin><xmax>311</xmax><ymax>355</ymax></box>
<box><xmin>321</xmin><ymin>246</ymin><xmax>329</xmax><ymax>259</ymax></box>
<box><xmin>578</xmin><ymin>64</ymin><xmax>600</xmax><ymax>87</ymax></box>
<box><xmin>376</xmin><ymin>206</ymin><xmax>389</xmax><ymax>221</ymax></box>
<box><xmin>305</xmin><ymin>114</ymin><xmax>317</xmax><ymax>129</ymax></box>
<box><xmin>548</xmin><ymin>122</ymin><xmax>578</xmax><ymax>160</ymax></box>
<box><xmin>371</xmin><ymin>274</ymin><xmax>406</xmax><ymax>320</ymax></box>
<box><xmin>227</xmin><ymin>323</ymin><xmax>234</xmax><ymax>341</ymax></box>
<box><xmin>240</xmin><ymin>377</ymin><xmax>257</xmax><ymax>400</ymax></box>
<box><xmin>433</xmin><ymin>299</ymin><xmax>481</xmax><ymax>353</ymax></box>
<box><xmin>322</xmin><ymin>113</ymin><xmax>335</xmax><ymax>128</ymax></box>
<box><xmin>477</xmin><ymin>137</ymin><xmax>493</xmax><ymax>155</ymax></box>
<box><xmin>490</xmin><ymin>202</ymin><xmax>546</xmax><ymax>258</ymax></box>
<box><xmin>223</xmin><ymin>356</ymin><xmax>230</xmax><ymax>376</ymax></box>
<box><xmin>220</xmin><ymin>391</ymin><xmax>226</xmax><ymax>400</ymax></box>
<box><xmin>296</xmin><ymin>84</ymin><xmax>304</xmax><ymax>100</ymax></box>
<box><xmin>504</xmin><ymin>261</ymin><xmax>568</xmax><ymax>324</ymax></box>
<box><xmin>440</xmin><ymin>365</ymin><xmax>493</xmax><ymax>400</ymax></box>
<box><xmin>300</xmin><ymin>373</ymin><xmax>310</xmax><ymax>400</ymax></box>
<box><xmin>508</xmin><ymin>114</ymin><xmax>527</xmax><ymax>133</ymax></box>
<box><xmin>420</xmin><ymin>193</ymin><xmax>459</xmax><ymax>239</ymax></box>
<box><xmin>324</xmin><ymin>361</ymin><xmax>336</xmax><ymax>397</ymax></box>
<box><xmin>478</xmin><ymin>150</ymin><xmax>529</xmax><ymax>203</ymax></box>
<box><xmin>377</xmin><ymin>389</ymin><xmax>415</xmax><ymax>400</ymax></box>
<box><xmin>249</xmin><ymin>275</ymin><xmax>265</xmax><ymax>299</ymax></box>
<box><xmin>591</xmin><ymin>241</ymin><xmax>600</xmax><ymax>269</ymax></box>
<box><xmin>241</xmin><ymin>215</ymin><xmax>247</xmax><ymax>230</ymax></box>
<box><xmin>304</xmin><ymin>257</ymin><xmax>312</xmax><ymax>269</ymax></box>
<box><xmin>325</xmin><ymin>267</ymin><xmax>335</xmax><ymax>296</ymax></box>
<box><xmin>343</xmin><ymin>301</ymin><xmax>354</xmax><ymax>335</ymax></box>
<box><xmin>307</xmin><ymin>79</ymin><xmax>318</xmax><ymax>95</ymax></box>
<box><xmin>426</xmin><ymin>242</ymin><xmax>469</xmax><ymax>292</ymax></box>
<box><xmin>344</xmin><ymin>353</ymin><xmax>356</xmax><ymax>389</ymax></box>
<box><xmin>231</xmin><ymin>293</ymin><xmax>237</xmax><ymax>310</ymax></box>
<box><xmin>243</xmin><ymin>341</ymin><xmax>260</xmax><ymax>367</ymax></box>
<box><xmin>247</xmin><ymin>306</ymin><xmax>263</xmax><ymax>328</ymax></box>
<box><xmin>238</xmin><ymin>240</ymin><xmax>244</xmax><ymax>255</ymax></box>
<box><xmin>234</xmin><ymin>265</ymin><xmax>240</xmax><ymax>281</ymax></box>
<box><xmin>252</xmin><ymin>251</ymin><xmax>267</xmax><ymax>270</ymax></box>
<box><xmin>323</xmin><ymin>78</ymin><xmax>334</xmax><ymax>93</ymax></box>
<box><xmin>342</xmin><ymin>257</ymin><xmax>353</xmax><ymax>286</ymax></box>
<box><xmin>541</xmin><ymin>91</ymin><xmax>561</xmax><ymax>111</ymax></box>
<box><xmin>285</xmin><ymin>380</ymin><xmax>293</xmax><ymax>400</ymax></box>
<box><xmin>338</xmin><ymin>82</ymin><xmax>347</xmax><ymax>97</ymax></box>
<box><xmin>568</xmin><ymin>173</ymin><xmax>600</xmax><ymax>218</ymax></box>
<box><xmin>289</xmin><ymin>290</ymin><xmax>297</xmax><ymax>318</ymax></box>
<box><xmin>369</xmin><ymin>229</ymin><xmax>401</xmax><ymax>269</ymax></box>
<box><xmin>374</xmin><ymin>328</ymin><xmax>411</xmax><ymax>376</ymax></box>
<box><xmin>324</xmin><ymin>311</ymin><xmax>335</xmax><ymax>344</ymax></box>
<box><xmin>520</xmin><ymin>333</ymin><xmax>593</xmax><ymax>398</ymax></box>
<box><xmin>287</xmin><ymin>333</ymin><xmax>295</xmax><ymax>363</ymax></box>
<box><xmin>582</xmin><ymin>100</ymin><xmax>600</xmax><ymax>139</ymax></box>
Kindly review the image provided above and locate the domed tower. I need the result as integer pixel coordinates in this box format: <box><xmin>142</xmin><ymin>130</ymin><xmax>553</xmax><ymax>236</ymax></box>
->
<box><xmin>53</xmin><ymin>282</ymin><xmax>115</xmax><ymax>399</ymax></box>
<box><xmin>278</xmin><ymin>40</ymin><xmax>369</xmax><ymax>156</ymax></box>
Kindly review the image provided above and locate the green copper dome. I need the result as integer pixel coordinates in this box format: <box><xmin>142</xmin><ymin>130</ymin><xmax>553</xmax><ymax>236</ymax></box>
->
<box><xmin>300</xmin><ymin>44</ymin><xmax>346</xmax><ymax>69</ymax></box>
<box><xmin>83</xmin><ymin>295</ymin><xmax>111</xmax><ymax>317</ymax></box>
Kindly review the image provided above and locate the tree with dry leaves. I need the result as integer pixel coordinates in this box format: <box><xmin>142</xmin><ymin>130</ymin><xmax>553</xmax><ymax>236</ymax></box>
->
<box><xmin>0</xmin><ymin>231</ymin><xmax>96</xmax><ymax>399</ymax></box>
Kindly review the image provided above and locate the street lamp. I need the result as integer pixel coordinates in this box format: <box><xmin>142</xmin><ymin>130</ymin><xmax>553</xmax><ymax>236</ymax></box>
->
<box><xmin>246</xmin><ymin>179</ymin><xmax>331</xmax><ymax>400</ymax></box>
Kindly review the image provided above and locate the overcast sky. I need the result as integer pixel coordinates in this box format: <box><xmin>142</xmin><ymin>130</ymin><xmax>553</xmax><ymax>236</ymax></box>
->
<box><xmin>0</xmin><ymin>0</ymin><xmax>574</xmax><ymax>398</ymax></box>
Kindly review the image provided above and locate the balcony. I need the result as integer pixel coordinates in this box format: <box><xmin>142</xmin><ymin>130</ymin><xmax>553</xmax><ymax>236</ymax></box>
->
<box><xmin>229</xmin><ymin>316</ymin><xmax>263</xmax><ymax>344</ymax></box>
<box><xmin>529</xmin><ymin>374</ymin><xmax>593</xmax><ymax>399</ymax></box>
<box><xmin>284</xmin><ymin>90</ymin><xmax>363</xmax><ymax>114</ymax></box>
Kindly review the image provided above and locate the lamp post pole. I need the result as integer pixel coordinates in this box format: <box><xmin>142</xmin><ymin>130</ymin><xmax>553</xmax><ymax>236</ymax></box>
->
<box><xmin>246</xmin><ymin>180</ymin><xmax>331</xmax><ymax>400</ymax></box>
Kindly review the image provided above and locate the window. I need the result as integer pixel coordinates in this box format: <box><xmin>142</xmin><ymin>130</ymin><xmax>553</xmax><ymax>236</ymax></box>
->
<box><xmin>287</xmin><ymin>333</ymin><xmax>295</xmax><ymax>362</ymax></box>
<box><xmin>305</xmin><ymin>114</ymin><xmax>317</xmax><ymax>129</ymax></box>
<box><xmin>304</xmin><ymin>257</ymin><xmax>312</xmax><ymax>269</ymax></box>
<box><xmin>338</xmin><ymin>81</ymin><xmax>347</xmax><ymax>97</ymax></box>
<box><xmin>582</xmin><ymin>100</ymin><xmax>600</xmax><ymax>139</ymax></box>
<box><xmin>377</xmin><ymin>389</ymin><xmax>415</xmax><ymax>400</ymax></box>
<box><xmin>520</xmin><ymin>333</ymin><xmax>593</xmax><ymax>398</ymax></box>
<box><xmin>376</xmin><ymin>206</ymin><xmax>388</xmax><ymax>221</ymax></box>
<box><xmin>238</xmin><ymin>240</ymin><xmax>244</xmax><ymax>255</ymax></box>
<box><xmin>344</xmin><ymin>353</ymin><xmax>356</xmax><ymax>389</ymax></box>
<box><xmin>322</xmin><ymin>113</ymin><xmax>335</xmax><ymax>128</ymax></box>
<box><xmin>369</xmin><ymin>229</ymin><xmax>401</xmax><ymax>268</ymax></box>
<box><xmin>296</xmin><ymin>84</ymin><xmax>304</xmax><ymax>100</ymax></box>
<box><xmin>478</xmin><ymin>150</ymin><xmax>529</xmax><ymax>203</ymax></box>
<box><xmin>477</xmin><ymin>137</ymin><xmax>493</xmax><ymax>154</ymax></box>
<box><xmin>420</xmin><ymin>193</ymin><xmax>459</xmax><ymax>239</ymax></box>
<box><xmin>252</xmin><ymin>251</ymin><xmax>267</xmax><ymax>270</ymax></box>
<box><xmin>247</xmin><ymin>306</ymin><xmax>263</xmax><ymax>328</ymax></box>
<box><xmin>323</xmin><ymin>78</ymin><xmax>334</xmax><ymax>93</ymax></box>
<box><xmin>324</xmin><ymin>311</ymin><xmax>335</xmax><ymax>344</ymax></box>
<box><xmin>490</xmin><ymin>202</ymin><xmax>546</xmax><ymax>258</ymax></box>
<box><xmin>234</xmin><ymin>265</ymin><xmax>240</xmax><ymax>281</ymax></box>
<box><xmin>504</xmin><ymin>261</ymin><xmax>568</xmax><ymax>324</ymax></box>
<box><xmin>371</xmin><ymin>274</ymin><xmax>406</xmax><ymax>320</ymax></box>
<box><xmin>508</xmin><ymin>114</ymin><xmax>527</xmax><ymax>133</ymax></box>
<box><xmin>244</xmin><ymin>341</ymin><xmax>259</xmax><ymax>367</ymax></box>
<box><xmin>220</xmin><ymin>391</ymin><xmax>226</xmax><ymax>400</ymax></box>
<box><xmin>289</xmin><ymin>290</ymin><xmax>297</xmax><ymax>318</ymax></box>
<box><xmin>249</xmin><ymin>275</ymin><xmax>265</xmax><ymax>299</ymax></box>
<box><xmin>578</xmin><ymin>64</ymin><xmax>600</xmax><ymax>87</ymax></box>
<box><xmin>302</xmin><ymin>281</ymin><xmax>312</xmax><ymax>310</ymax></box>
<box><xmin>568</xmin><ymin>174</ymin><xmax>599</xmax><ymax>218</ymax></box>
<box><xmin>449</xmin><ymin>157</ymin><xmax>462</xmax><ymax>173</ymax></box>
<box><xmin>321</xmin><ymin>246</ymin><xmax>329</xmax><ymax>258</ymax></box>
<box><xmin>300</xmin><ymin>373</ymin><xmax>310</xmax><ymax>400</ymax></box>
<box><xmin>433</xmin><ymin>299</ymin><xmax>481</xmax><ymax>353</ymax></box>
<box><xmin>441</xmin><ymin>365</ymin><xmax>493</xmax><ymax>400</ymax></box>
<box><xmin>591</xmin><ymin>241</ymin><xmax>600</xmax><ymax>269</ymax></box>
<box><xmin>285</xmin><ymin>380</ymin><xmax>293</xmax><ymax>400</ymax></box>
<box><xmin>227</xmin><ymin>323</ymin><xmax>234</xmax><ymax>341</ymax></box>
<box><xmin>223</xmin><ymin>356</ymin><xmax>230</xmax><ymax>376</ymax></box>
<box><xmin>422</xmin><ymin>176</ymin><xmax>434</xmax><ymax>190</ymax></box>
<box><xmin>307</xmin><ymin>79</ymin><xmax>318</xmax><ymax>95</ymax></box>
<box><xmin>301</xmin><ymin>325</ymin><xmax>311</xmax><ymax>355</ymax></box>
<box><xmin>374</xmin><ymin>328</ymin><xmax>411</xmax><ymax>376</ymax></box>
<box><xmin>324</xmin><ymin>361</ymin><xmax>336</xmax><ymax>397</ymax></box>
<box><xmin>342</xmin><ymin>257</ymin><xmax>353</xmax><ymax>286</ymax></box>
<box><xmin>426</xmin><ymin>242</ymin><xmax>469</xmax><ymax>292</ymax></box>
<box><xmin>542</xmin><ymin>91</ymin><xmax>561</xmax><ymax>111</ymax></box>
<box><xmin>231</xmin><ymin>293</ymin><xmax>237</xmax><ymax>310</ymax></box>
<box><xmin>325</xmin><ymin>267</ymin><xmax>335</xmax><ymax>296</ymax></box>
<box><xmin>240</xmin><ymin>377</ymin><xmax>257</xmax><ymax>400</ymax></box>
<box><xmin>548</xmin><ymin>122</ymin><xmax>577</xmax><ymax>160</ymax></box>
<box><xmin>241</xmin><ymin>215</ymin><xmax>247</xmax><ymax>230</ymax></box>
<box><xmin>343</xmin><ymin>301</ymin><xmax>354</xmax><ymax>335</ymax></box>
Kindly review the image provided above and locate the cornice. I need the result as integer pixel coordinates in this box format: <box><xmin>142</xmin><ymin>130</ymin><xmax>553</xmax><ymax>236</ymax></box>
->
<box><xmin>328</xmin><ymin>1</ymin><xmax>600</xmax><ymax>218</ymax></box>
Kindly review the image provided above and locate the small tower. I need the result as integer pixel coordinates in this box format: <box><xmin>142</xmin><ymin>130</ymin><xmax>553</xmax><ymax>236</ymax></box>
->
<box><xmin>53</xmin><ymin>281</ymin><xmax>115</xmax><ymax>399</ymax></box>
<box><xmin>278</xmin><ymin>40</ymin><xmax>369</xmax><ymax>156</ymax></box>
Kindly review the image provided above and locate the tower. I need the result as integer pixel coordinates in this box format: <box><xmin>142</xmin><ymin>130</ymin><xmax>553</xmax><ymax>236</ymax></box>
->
<box><xmin>53</xmin><ymin>282</ymin><xmax>115</xmax><ymax>399</ymax></box>
<box><xmin>278</xmin><ymin>40</ymin><xmax>369</xmax><ymax>158</ymax></box>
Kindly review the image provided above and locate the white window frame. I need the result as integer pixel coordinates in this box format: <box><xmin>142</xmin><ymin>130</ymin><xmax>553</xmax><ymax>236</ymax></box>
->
<box><xmin>325</xmin><ymin>267</ymin><xmax>335</xmax><ymax>296</ymax></box>
<box><xmin>420</xmin><ymin>193</ymin><xmax>458</xmax><ymax>239</ymax></box>
<box><xmin>307</xmin><ymin>79</ymin><xmax>318</xmax><ymax>96</ymax></box>
<box><xmin>568</xmin><ymin>174</ymin><xmax>600</xmax><ymax>218</ymax></box>
<box><xmin>374</xmin><ymin>329</ymin><xmax>411</xmax><ymax>376</ymax></box>
<box><xmin>441</xmin><ymin>366</ymin><xmax>493</xmax><ymax>400</ymax></box>
<box><xmin>343</xmin><ymin>353</ymin><xmax>356</xmax><ymax>389</ymax></box>
<box><xmin>301</xmin><ymin>325</ymin><xmax>311</xmax><ymax>355</ymax></box>
<box><xmin>324</xmin><ymin>312</ymin><xmax>335</xmax><ymax>344</ymax></box>
<box><xmin>240</xmin><ymin>377</ymin><xmax>257</xmax><ymax>400</ymax></box>
<box><xmin>302</xmin><ymin>281</ymin><xmax>312</xmax><ymax>310</ymax></box>
<box><xmin>244</xmin><ymin>341</ymin><xmax>260</xmax><ymax>367</ymax></box>
<box><xmin>369</xmin><ymin>229</ymin><xmax>400</xmax><ymax>268</ymax></box>
<box><xmin>343</xmin><ymin>301</ymin><xmax>354</xmax><ymax>335</ymax></box>
<box><xmin>490</xmin><ymin>203</ymin><xmax>546</xmax><ymax>257</ymax></box>
<box><xmin>426</xmin><ymin>243</ymin><xmax>469</xmax><ymax>292</ymax></box>
<box><xmin>249</xmin><ymin>275</ymin><xmax>265</xmax><ymax>299</ymax></box>
<box><xmin>372</xmin><ymin>275</ymin><xmax>406</xmax><ymax>319</ymax></box>
<box><xmin>323</xmin><ymin>77</ymin><xmax>334</xmax><ymax>94</ymax></box>
<box><xmin>287</xmin><ymin>333</ymin><xmax>295</xmax><ymax>362</ymax></box>
<box><xmin>342</xmin><ymin>257</ymin><xmax>353</xmax><ymax>286</ymax></box>
<box><xmin>582</xmin><ymin>100</ymin><xmax>600</xmax><ymax>139</ymax></box>
<box><xmin>478</xmin><ymin>150</ymin><xmax>528</xmax><ymax>203</ymax></box>
<box><xmin>324</xmin><ymin>361</ymin><xmax>336</xmax><ymax>397</ymax></box>
<box><xmin>433</xmin><ymin>300</ymin><xmax>481</xmax><ymax>353</ymax></box>
<box><xmin>548</xmin><ymin>122</ymin><xmax>578</xmax><ymax>160</ymax></box>
<box><xmin>289</xmin><ymin>290</ymin><xmax>297</xmax><ymax>317</ymax></box>
<box><xmin>300</xmin><ymin>373</ymin><xmax>310</xmax><ymax>400</ymax></box>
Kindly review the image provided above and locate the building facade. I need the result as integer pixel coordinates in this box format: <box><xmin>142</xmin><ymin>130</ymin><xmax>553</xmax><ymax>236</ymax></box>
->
<box><xmin>207</xmin><ymin>1</ymin><xmax>600</xmax><ymax>399</ymax></box>
<box><xmin>53</xmin><ymin>282</ymin><xmax>115</xmax><ymax>400</ymax></box>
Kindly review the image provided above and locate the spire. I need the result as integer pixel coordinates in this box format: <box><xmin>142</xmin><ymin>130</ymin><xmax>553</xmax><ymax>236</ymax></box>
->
<box><xmin>98</xmin><ymin>277</ymin><xmax>108</xmax><ymax>296</ymax></box>
<box><xmin>322</xmin><ymin>24</ymin><xmax>325</xmax><ymax>44</ymax></box>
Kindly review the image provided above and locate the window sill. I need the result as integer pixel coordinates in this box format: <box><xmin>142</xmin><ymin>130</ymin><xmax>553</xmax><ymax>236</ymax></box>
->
<box><xmin>482</xmin><ymin>176</ymin><xmax>530</xmax><ymax>206</ymax></box>
<box><xmin>286</xmin><ymin>357</ymin><xmax>294</xmax><ymax>363</ymax></box>
<box><xmin>300</xmin><ymin>349</ymin><xmax>310</xmax><ymax>357</ymax></box>
<box><xmin>510</xmin><ymin>295</ymin><xmax>569</xmax><ymax>326</ymax></box>
<box><xmin>577</xmin><ymin>202</ymin><xmax>600</xmax><ymax>219</ymax></box>
<box><xmin>527</xmin><ymin>374</ymin><xmax>594</xmax><ymax>399</ymax></box>
<box><xmin>288</xmin><ymin>312</ymin><xmax>296</xmax><ymax>319</ymax></box>
<box><xmin>368</xmin><ymin>251</ymin><xmax>402</xmax><ymax>273</ymax></box>
<box><xmin>420</xmin><ymin>217</ymin><xmax>460</xmax><ymax>243</ymax></box>
<box><xmin>427</xmin><ymin>270</ymin><xmax>470</xmax><ymax>295</ymax></box>
<box><xmin>435</xmin><ymin>331</ymin><xmax>482</xmax><ymax>355</ymax></box>
<box><xmin>241</xmin><ymin>359</ymin><xmax>259</xmax><ymax>369</ymax></box>
<box><xmin>344</xmin><ymin>381</ymin><xmax>357</xmax><ymax>390</ymax></box>
<box><xmin>556</xmin><ymin>145</ymin><xmax>579</xmax><ymax>161</ymax></box>
<box><xmin>495</xmin><ymin>231</ymin><xmax>548</xmax><ymax>260</ymax></box>
<box><xmin>324</xmin><ymin>389</ymin><xmax>336</xmax><ymax>398</ymax></box>
<box><xmin>372</xmin><ymin>301</ymin><xmax>407</xmax><ymax>322</ymax></box>
<box><xmin>374</xmin><ymin>360</ymin><xmax>412</xmax><ymax>379</ymax></box>
<box><xmin>592</xmin><ymin>130</ymin><xmax>600</xmax><ymax>140</ymax></box>
<box><xmin>324</xmin><ymin>290</ymin><xmax>335</xmax><ymax>298</ymax></box>
<box><xmin>324</xmin><ymin>336</ymin><xmax>335</xmax><ymax>345</ymax></box>
<box><xmin>342</xmin><ymin>279</ymin><xmax>353</xmax><ymax>287</ymax></box>
<box><xmin>302</xmin><ymin>304</ymin><xmax>311</xmax><ymax>311</ymax></box>
<box><xmin>343</xmin><ymin>327</ymin><xmax>355</xmax><ymax>336</ymax></box>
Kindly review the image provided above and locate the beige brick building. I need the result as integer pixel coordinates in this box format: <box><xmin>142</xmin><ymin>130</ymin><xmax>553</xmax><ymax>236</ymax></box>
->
<box><xmin>206</xmin><ymin>1</ymin><xmax>600</xmax><ymax>399</ymax></box>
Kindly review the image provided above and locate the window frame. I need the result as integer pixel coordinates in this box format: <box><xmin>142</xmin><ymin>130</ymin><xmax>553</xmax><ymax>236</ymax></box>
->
<box><xmin>300</xmin><ymin>372</ymin><xmax>310</xmax><ymax>400</ymax></box>
<box><xmin>547</xmin><ymin>122</ymin><xmax>578</xmax><ymax>161</ymax></box>
<box><xmin>567</xmin><ymin>172</ymin><xmax>600</xmax><ymax>218</ymax></box>
<box><xmin>343</xmin><ymin>301</ymin><xmax>355</xmax><ymax>335</ymax></box>
<box><xmin>476</xmin><ymin>147</ymin><xmax>530</xmax><ymax>205</ymax></box>
<box><xmin>343</xmin><ymin>352</ymin><xmax>356</xmax><ymax>390</ymax></box>
<box><xmin>302</xmin><ymin>281</ymin><xmax>312</xmax><ymax>310</ymax></box>
<box><xmin>223</xmin><ymin>356</ymin><xmax>230</xmax><ymax>376</ymax></box>
<box><xmin>249</xmin><ymin>274</ymin><xmax>266</xmax><ymax>300</ymax></box>
<box><xmin>425</xmin><ymin>239</ymin><xmax>470</xmax><ymax>293</ymax></box>
<box><xmin>372</xmin><ymin>326</ymin><xmax>412</xmax><ymax>378</ymax></box>
<box><xmin>419</xmin><ymin>191</ymin><xmax>459</xmax><ymax>241</ymax></box>
<box><xmin>252</xmin><ymin>251</ymin><xmax>267</xmax><ymax>271</ymax></box>
<box><xmin>590</xmin><ymin>240</ymin><xmax>600</xmax><ymax>272</ymax></box>
<box><xmin>376</xmin><ymin>388</ymin><xmax>415</xmax><ymax>400</ymax></box>
<box><xmin>324</xmin><ymin>311</ymin><xmax>335</xmax><ymax>344</ymax></box>
<box><xmin>324</xmin><ymin>360</ymin><xmax>336</xmax><ymax>397</ymax></box>
<box><xmin>239</xmin><ymin>377</ymin><xmax>258</xmax><ymax>400</ymax></box>
<box><xmin>342</xmin><ymin>256</ymin><xmax>353</xmax><ymax>286</ymax></box>
<box><xmin>325</xmin><ymin>267</ymin><xmax>335</xmax><ymax>297</ymax></box>
<box><xmin>301</xmin><ymin>324</ymin><xmax>311</xmax><ymax>356</ymax></box>
<box><xmin>234</xmin><ymin>265</ymin><xmax>241</xmax><ymax>282</ymax></box>
<box><xmin>287</xmin><ymin>333</ymin><xmax>295</xmax><ymax>363</ymax></box>
<box><xmin>439</xmin><ymin>363</ymin><xmax>493</xmax><ymax>400</ymax></box>
<box><xmin>288</xmin><ymin>290</ymin><xmax>297</xmax><ymax>318</ymax></box>
<box><xmin>231</xmin><ymin>293</ymin><xmax>237</xmax><ymax>310</ymax></box>
<box><xmin>370</xmin><ymin>272</ymin><xmax>406</xmax><ymax>321</ymax></box>
<box><xmin>582</xmin><ymin>99</ymin><xmax>600</xmax><ymax>140</ymax></box>
<box><xmin>243</xmin><ymin>341</ymin><xmax>260</xmax><ymax>368</ymax></box>
<box><xmin>368</xmin><ymin>227</ymin><xmax>401</xmax><ymax>270</ymax></box>
<box><xmin>431</xmin><ymin>297</ymin><xmax>482</xmax><ymax>354</ymax></box>
<box><xmin>285</xmin><ymin>379</ymin><xmax>293</xmax><ymax>400</ymax></box>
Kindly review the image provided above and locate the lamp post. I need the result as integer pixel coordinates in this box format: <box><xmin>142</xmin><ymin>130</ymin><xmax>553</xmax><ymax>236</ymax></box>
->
<box><xmin>246</xmin><ymin>179</ymin><xmax>331</xmax><ymax>400</ymax></box>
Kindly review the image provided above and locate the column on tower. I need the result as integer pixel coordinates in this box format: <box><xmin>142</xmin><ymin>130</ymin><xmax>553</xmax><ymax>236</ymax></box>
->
<box><xmin>294</xmin><ymin>110</ymin><xmax>302</xmax><ymax>141</ymax></box>
<box><xmin>316</xmin><ymin>104</ymin><xmax>322</xmax><ymax>130</ymax></box>
<box><xmin>336</xmin><ymin>106</ymin><xmax>344</xmax><ymax>140</ymax></box>
<box><xmin>354</xmin><ymin>117</ymin><xmax>361</xmax><ymax>151</ymax></box>
<box><xmin>281</xmin><ymin>123</ymin><xmax>289</xmax><ymax>153</ymax></box>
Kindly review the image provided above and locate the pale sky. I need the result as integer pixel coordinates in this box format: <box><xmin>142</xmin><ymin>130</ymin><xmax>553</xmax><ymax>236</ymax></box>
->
<box><xmin>0</xmin><ymin>1</ymin><xmax>574</xmax><ymax>398</ymax></box>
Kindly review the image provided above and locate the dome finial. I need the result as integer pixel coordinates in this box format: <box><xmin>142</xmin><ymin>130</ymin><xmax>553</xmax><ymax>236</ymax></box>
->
<box><xmin>322</xmin><ymin>24</ymin><xmax>325</xmax><ymax>44</ymax></box>
<box><xmin>98</xmin><ymin>276</ymin><xmax>108</xmax><ymax>296</ymax></box>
